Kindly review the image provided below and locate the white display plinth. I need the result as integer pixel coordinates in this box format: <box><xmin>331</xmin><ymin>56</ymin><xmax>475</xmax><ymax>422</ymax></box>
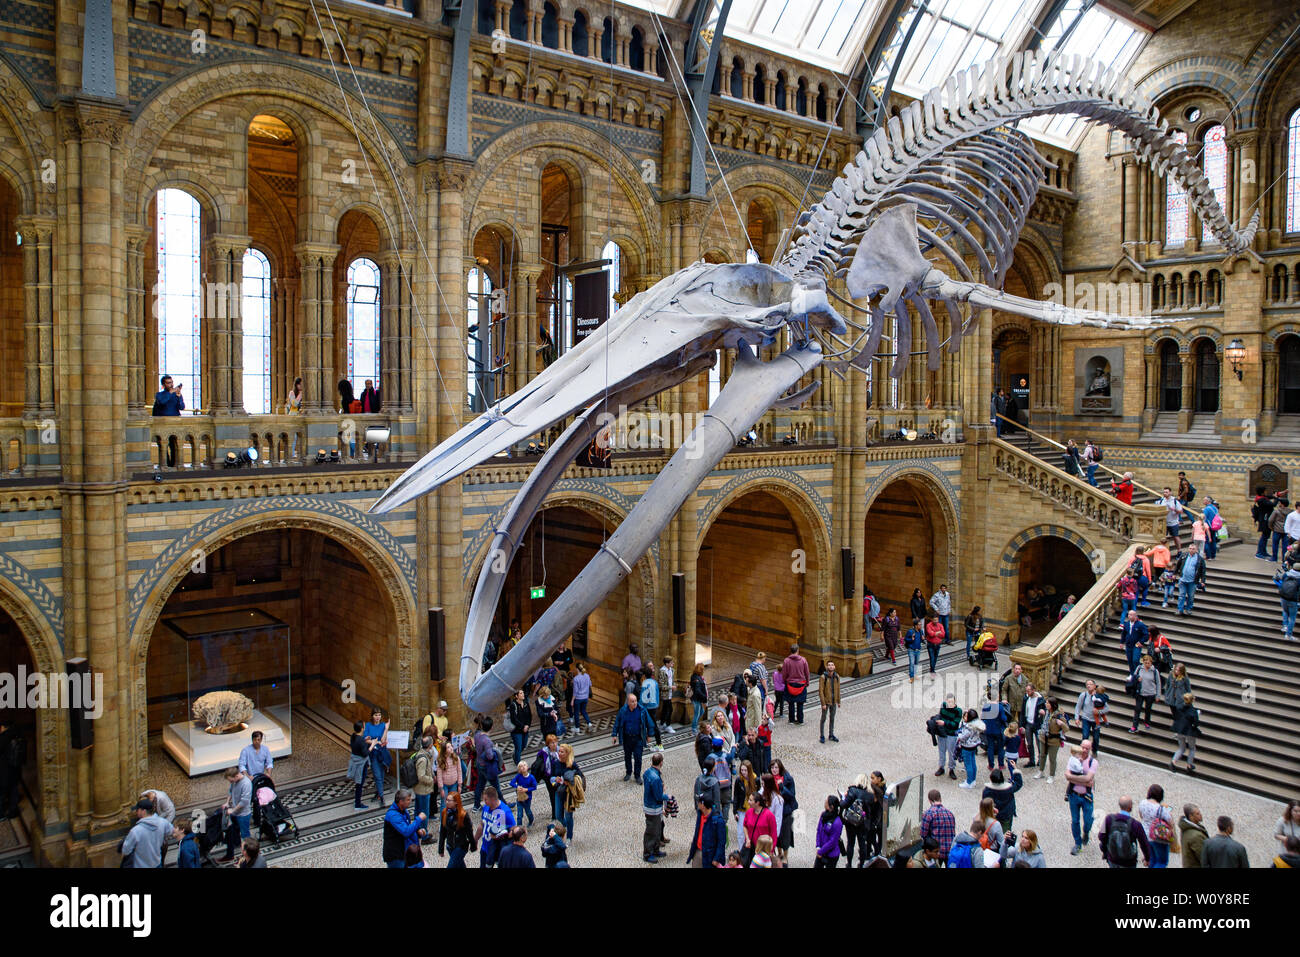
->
<box><xmin>162</xmin><ymin>706</ymin><xmax>293</xmax><ymax>777</ymax></box>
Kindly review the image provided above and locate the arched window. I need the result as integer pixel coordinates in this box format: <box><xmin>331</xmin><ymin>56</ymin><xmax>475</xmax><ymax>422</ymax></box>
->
<box><xmin>241</xmin><ymin>248</ymin><xmax>272</xmax><ymax>414</ymax></box>
<box><xmin>1287</xmin><ymin>108</ymin><xmax>1300</xmax><ymax>233</ymax></box>
<box><xmin>629</xmin><ymin>27</ymin><xmax>645</xmax><ymax>72</ymax></box>
<box><xmin>601</xmin><ymin>17</ymin><xmax>614</xmax><ymax>64</ymax></box>
<box><xmin>730</xmin><ymin>57</ymin><xmax>744</xmax><ymax>98</ymax></box>
<box><xmin>466</xmin><ymin>266</ymin><xmax>493</xmax><ymax>413</ymax></box>
<box><xmin>572</xmin><ymin>11</ymin><xmax>589</xmax><ymax>57</ymax></box>
<box><xmin>476</xmin><ymin>0</ymin><xmax>494</xmax><ymax>35</ymax></box>
<box><xmin>1201</xmin><ymin>124</ymin><xmax>1228</xmax><ymax>243</ymax></box>
<box><xmin>509</xmin><ymin>0</ymin><xmax>526</xmax><ymax>41</ymax></box>
<box><xmin>1165</xmin><ymin>130</ymin><xmax>1189</xmax><ymax>246</ymax></box>
<box><xmin>541</xmin><ymin>3</ymin><xmax>560</xmax><ymax>49</ymax></box>
<box><xmin>753</xmin><ymin>64</ymin><xmax>766</xmax><ymax>105</ymax></box>
<box><xmin>156</xmin><ymin>188</ymin><xmax>202</xmax><ymax>411</ymax></box>
<box><xmin>346</xmin><ymin>258</ymin><xmax>380</xmax><ymax>390</ymax></box>
<box><xmin>601</xmin><ymin>240</ymin><xmax>621</xmax><ymax>321</ymax></box>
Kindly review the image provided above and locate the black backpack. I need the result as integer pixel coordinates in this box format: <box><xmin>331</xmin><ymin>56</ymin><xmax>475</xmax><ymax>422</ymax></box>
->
<box><xmin>399</xmin><ymin>752</ymin><xmax>420</xmax><ymax>789</ymax></box>
<box><xmin>1106</xmin><ymin>821</ymin><xmax>1139</xmax><ymax>865</ymax></box>
<box><xmin>841</xmin><ymin>795</ymin><xmax>865</xmax><ymax>828</ymax></box>
<box><xmin>1279</xmin><ymin>575</ymin><xmax>1300</xmax><ymax>602</ymax></box>
<box><xmin>1093</xmin><ymin>446</ymin><xmax>1103</xmax><ymax>463</ymax></box>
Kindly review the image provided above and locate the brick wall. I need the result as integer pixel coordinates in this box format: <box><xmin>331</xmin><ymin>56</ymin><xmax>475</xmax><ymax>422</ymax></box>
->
<box><xmin>864</xmin><ymin>481</ymin><xmax>941</xmax><ymax>616</ymax></box>
<box><xmin>697</xmin><ymin>491</ymin><xmax>803</xmax><ymax>658</ymax></box>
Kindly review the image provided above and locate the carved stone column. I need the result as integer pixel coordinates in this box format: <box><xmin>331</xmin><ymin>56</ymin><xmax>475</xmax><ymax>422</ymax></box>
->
<box><xmin>1121</xmin><ymin>156</ymin><xmax>1138</xmax><ymax>246</ymax></box>
<box><xmin>295</xmin><ymin>243</ymin><xmax>340</xmax><ymax>412</ymax></box>
<box><xmin>1262</xmin><ymin>346</ymin><xmax>1278</xmax><ymax>435</ymax></box>
<box><xmin>206</xmin><ymin>235</ymin><xmax>250</xmax><ymax>414</ymax></box>
<box><xmin>1178</xmin><ymin>352</ymin><xmax>1194</xmax><ymax>432</ymax></box>
<box><xmin>1143</xmin><ymin>353</ymin><xmax>1158</xmax><ymax>431</ymax></box>
<box><xmin>17</xmin><ymin>216</ymin><xmax>57</xmax><ymax>419</ymax></box>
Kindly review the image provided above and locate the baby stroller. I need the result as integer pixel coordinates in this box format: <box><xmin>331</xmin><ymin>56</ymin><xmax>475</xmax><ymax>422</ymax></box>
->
<box><xmin>251</xmin><ymin>773</ymin><xmax>298</xmax><ymax>844</ymax></box>
<box><xmin>971</xmin><ymin>631</ymin><xmax>998</xmax><ymax>670</ymax></box>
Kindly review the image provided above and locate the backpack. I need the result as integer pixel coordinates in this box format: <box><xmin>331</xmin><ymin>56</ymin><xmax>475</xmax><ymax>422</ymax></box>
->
<box><xmin>1279</xmin><ymin>575</ymin><xmax>1300</xmax><ymax>602</ymax></box>
<box><xmin>841</xmin><ymin>796</ymin><xmax>865</xmax><ymax>828</ymax></box>
<box><xmin>1106</xmin><ymin>821</ymin><xmax>1139</xmax><ymax>865</ymax></box>
<box><xmin>947</xmin><ymin>841</ymin><xmax>975</xmax><ymax>868</ymax></box>
<box><xmin>1093</xmin><ymin>445</ymin><xmax>1103</xmax><ymax>463</ymax></box>
<box><xmin>1209</xmin><ymin>513</ymin><xmax>1224</xmax><ymax>531</ymax></box>
<box><xmin>348</xmin><ymin>399</ymin><xmax>363</xmax><ymax>414</ymax></box>
<box><xmin>1127</xmin><ymin>557</ymin><xmax>1144</xmax><ymax>577</ymax></box>
<box><xmin>1152</xmin><ymin>811</ymin><xmax>1174</xmax><ymax>844</ymax></box>
<box><xmin>399</xmin><ymin>753</ymin><xmax>420</xmax><ymax>789</ymax></box>
<box><xmin>713</xmin><ymin>755</ymin><xmax>732</xmax><ymax>789</ymax></box>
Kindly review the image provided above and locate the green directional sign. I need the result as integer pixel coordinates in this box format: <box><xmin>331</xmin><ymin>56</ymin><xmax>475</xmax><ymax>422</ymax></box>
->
<box><xmin>530</xmin><ymin>585</ymin><xmax>546</xmax><ymax>599</ymax></box>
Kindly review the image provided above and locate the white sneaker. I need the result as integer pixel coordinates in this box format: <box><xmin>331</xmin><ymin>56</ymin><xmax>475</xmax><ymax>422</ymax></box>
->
<box><xmin>1046</xmin><ymin>776</ymin><xmax>1054</xmax><ymax>783</ymax></box>
<box><xmin>1033</xmin><ymin>771</ymin><xmax>1043</xmax><ymax>779</ymax></box>
<box><xmin>958</xmin><ymin>782</ymin><xmax>973</xmax><ymax>789</ymax></box>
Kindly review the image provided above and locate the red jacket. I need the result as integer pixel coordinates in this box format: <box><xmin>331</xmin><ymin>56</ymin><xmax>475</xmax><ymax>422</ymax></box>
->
<box><xmin>1113</xmin><ymin>480</ymin><xmax>1134</xmax><ymax>505</ymax></box>
<box><xmin>925</xmin><ymin>621</ymin><xmax>946</xmax><ymax>645</ymax></box>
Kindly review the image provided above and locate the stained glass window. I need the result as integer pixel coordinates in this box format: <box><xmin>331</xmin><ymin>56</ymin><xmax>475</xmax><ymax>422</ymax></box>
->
<box><xmin>466</xmin><ymin>266</ymin><xmax>492</xmax><ymax>412</ymax></box>
<box><xmin>1287</xmin><ymin>109</ymin><xmax>1300</xmax><ymax>233</ymax></box>
<box><xmin>346</xmin><ymin>258</ymin><xmax>380</xmax><ymax>390</ymax></box>
<box><xmin>1201</xmin><ymin>124</ymin><xmax>1228</xmax><ymax>243</ymax></box>
<box><xmin>156</xmin><ymin>188</ymin><xmax>202</xmax><ymax>411</ymax></box>
<box><xmin>241</xmin><ymin>248</ymin><xmax>272</xmax><ymax>414</ymax></box>
<box><xmin>1166</xmin><ymin>130</ymin><xmax>1189</xmax><ymax>247</ymax></box>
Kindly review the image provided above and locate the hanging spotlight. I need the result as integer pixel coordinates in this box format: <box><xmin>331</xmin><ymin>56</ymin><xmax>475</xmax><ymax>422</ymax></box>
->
<box><xmin>224</xmin><ymin>446</ymin><xmax>260</xmax><ymax>468</ymax></box>
<box><xmin>315</xmin><ymin>449</ymin><xmax>328</xmax><ymax>464</ymax></box>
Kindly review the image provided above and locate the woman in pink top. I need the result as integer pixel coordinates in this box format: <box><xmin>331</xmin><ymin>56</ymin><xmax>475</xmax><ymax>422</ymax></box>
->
<box><xmin>435</xmin><ymin>738</ymin><xmax>462</xmax><ymax>797</ymax></box>
<box><xmin>742</xmin><ymin>793</ymin><xmax>779</xmax><ymax>866</ymax></box>
<box><xmin>771</xmin><ymin>667</ymin><xmax>786</xmax><ymax>718</ymax></box>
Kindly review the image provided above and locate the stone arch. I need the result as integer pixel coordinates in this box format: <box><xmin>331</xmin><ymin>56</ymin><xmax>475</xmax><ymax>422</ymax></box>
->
<box><xmin>1138</xmin><ymin>56</ymin><xmax>1248</xmax><ymax>115</ymax></box>
<box><xmin>0</xmin><ymin>62</ymin><xmax>54</xmax><ymax>214</ymax></box>
<box><xmin>996</xmin><ymin>523</ymin><xmax>1097</xmax><ymax>638</ymax></box>
<box><xmin>136</xmin><ymin>169</ymin><xmax>230</xmax><ymax>235</ymax></box>
<box><xmin>696</xmin><ymin>469</ymin><xmax>833</xmax><ymax>650</ymax></box>
<box><xmin>464</xmin><ymin>491</ymin><xmax>659</xmax><ymax>664</ymax></box>
<box><xmin>0</xmin><ymin>566</ymin><xmax>67</xmax><ymax>831</ymax></box>
<box><xmin>1245</xmin><ymin>7</ymin><xmax>1300</xmax><ymax>126</ymax></box>
<box><xmin>326</xmin><ymin>198</ymin><xmax>399</xmax><ymax>253</ymax></box>
<box><xmin>864</xmin><ymin>462</ymin><xmax>961</xmax><ymax>607</ymax></box>
<box><xmin>126</xmin><ymin>59</ymin><xmax>409</xmax><ymax>233</ymax></box>
<box><xmin>465</xmin><ymin>120</ymin><xmax>660</xmax><ymax>270</ymax></box>
<box><xmin>1012</xmin><ymin>225</ymin><xmax>1062</xmax><ymax>289</ymax></box>
<box><xmin>125</xmin><ymin>504</ymin><xmax>420</xmax><ymax>789</ymax></box>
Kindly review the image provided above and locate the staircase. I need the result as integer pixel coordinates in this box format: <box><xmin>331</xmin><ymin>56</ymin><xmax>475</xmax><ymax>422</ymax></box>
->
<box><xmin>1000</xmin><ymin>429</ymin><xmax>1241</xmax><ymax>549</ymax></box>
<box><xmin>1049</xmin><ymin>559</ymin><xmax>1300</xmax><ymax>801</ymax></box>
<box><xmin>1260</xmin><ymin>414</ymin><xmax>1300</xmax><ymax>449</ymax></box>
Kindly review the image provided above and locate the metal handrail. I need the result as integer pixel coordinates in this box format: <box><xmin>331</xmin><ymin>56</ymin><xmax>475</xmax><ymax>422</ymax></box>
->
<box><xmin>994</xmin><ymin>413</ymin><xmax>1206</xmax><ymax>521</ymax></box>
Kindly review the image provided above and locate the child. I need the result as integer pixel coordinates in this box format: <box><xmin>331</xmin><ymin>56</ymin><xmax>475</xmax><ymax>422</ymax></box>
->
<box><xmin>725</xmin><ymin>851</ymin><xmax>744</xmax><ymax>868</ymax></box>
<box><xmin>1064</xmin><ymin>745</ymin><xmax>1089</xmax><ymax>801</ymax></box>
<box><xmin>508</xmin><ymin>761</ymin><xmax>537</xmax><ymax>826</ymax></box>
<box><xmin>1118</xmin><ymin>572</ymin><xmax>1138</xmax><ymax>616</ymax></box>
<box><xmin>1159</xmin><ymin>566</ymin><xmax>1178</xmax><ymax>608</ymax></box>
<box><xmin>750</xmin><ymin>833</ymin><xmax>775</xmax><ymax>868</ymax></box>
<box><xmin>541</xmin><ymin>822</ymin><xmax>569</xmax><ymax>868</ymax></box>
<box><xmin>1003</xmin><ymin>721</ymin><xmax>1024</xmax><ymax>769</ymax></box>
<box><xmin>771</xmin><ymin>666</ymin><xmax>785</xmax><ymax>718</ymax></box>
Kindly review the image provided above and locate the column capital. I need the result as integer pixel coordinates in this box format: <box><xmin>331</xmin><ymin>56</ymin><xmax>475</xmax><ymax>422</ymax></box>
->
<box><xmin>70</xmin><ymin>99</ymin><xmax>129</xmax><ymax>146</ymax></box>
<box><xmin>293</xmin><ymin>242</ymin><xmax>341</xmax><ymax>266</ymax></box>
<box><xmin>424</xmin><ymin>157</ymin><xmax>474</xmax><ymax>193</ymax></box>
<box><xmin>207</xmin><ymin>233</ymin><xmax>252</xmax><ymax>259</ymax></box>
<box><xmin>14</xmin><ymin>215</ymin><xmax>56</xmax><ymax>242</ymax></box>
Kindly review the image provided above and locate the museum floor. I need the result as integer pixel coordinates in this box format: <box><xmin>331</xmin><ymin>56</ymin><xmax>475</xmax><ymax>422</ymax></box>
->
<box><xmin>265</xmin><ymin>651</ymin><xmax>1285</xmax><ymax>869</ymax></box>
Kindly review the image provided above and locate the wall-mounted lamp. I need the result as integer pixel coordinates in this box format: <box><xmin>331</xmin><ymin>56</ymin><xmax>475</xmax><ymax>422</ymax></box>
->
<box><xmin>1226</xmin><ymin>338</ymin><xmax>1246</xmax><ymax>380</ymax></box>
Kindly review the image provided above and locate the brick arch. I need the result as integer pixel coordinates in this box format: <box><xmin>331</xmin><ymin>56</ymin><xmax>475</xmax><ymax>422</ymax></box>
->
<box><xmin>1245</xmin><ymin>8</ymin><xmax>1300</xmax><ymax>126</ymax></box>
<box><xmin>695</xmin><ymin>470</ymin><xmax>833</xmax><ymax>650</ymax></box>
<box><xmin>0</xmin><ymin>568</ymin><xmax>68</xmax><ymax>834</ymax></box>
<box><xmin>136</xmin><ymin>170</ymin><xmax>231</xmax><ymax>235</ymax></box>
<box><xmin>864</xmin><ymin>462</ymin><xmax>961</xmax><ymax>607</ymax></box>
<box><xmin>326</xmin><ymin>198</ymin><xmax>399</xmax><ymax>253</ymax></box>
<box><xmin>998</xmin><ymin>524</ymin><xmax>1097</xmax><ymax>578</ymax></box>
<box><xmin>125</xmin><ymin>503</ymin><xmax>420</xmax><ymax>790</ymax></box>
<box><xmin>1137</xmin><ymin>56</ymin><xmax>1248</xmax><ymax>113</ymax></box>
<box><xmin>463</xmin><ymin>491</ymin><xmax>658</xmax><ymax>663</ymax></box>
<box><xmin>466</xmin><ymin>119</ymin><xmax>659</xmax><ymax>272</ymax></box>
<box><xmin>126</xmin><ymin>60</ymin><xmax>409</xmax><ymax>234</ymax></box>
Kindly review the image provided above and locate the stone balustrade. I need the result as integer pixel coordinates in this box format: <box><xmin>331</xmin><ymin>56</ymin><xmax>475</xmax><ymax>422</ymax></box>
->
<box><xmin>992</xmin><ymin>437</ymin><xmax>1166</xmax><ymax>542</ymax></box>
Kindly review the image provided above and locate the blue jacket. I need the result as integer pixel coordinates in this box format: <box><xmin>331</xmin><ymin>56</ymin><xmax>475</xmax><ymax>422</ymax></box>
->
<box><xmin>1121</xmin><ymin>619</ymin><xmax>1150</xmax><ymax>650</ymax></box>
<box><xmin>982</xmin><ymin>701</ymin><xmax>1008</xmax><ymax>738</ymax></box>
<box><xmin>643</xmin><ymin>767</ymin><xmax>665</xmax><ymax>813</ymax></box>
<box><xmin>687</xmin><ymin>810</ymin><xmax>726</xmax><ymax>867</ymax></box>
<box><xmin>612</xmin><ymin>703</ymin><xmax>653</xmax><ymax>743</ymax></box>
<box><xmin>177</xmin><ymin>833</ymin><xmax>202</xmax><ymax>869</ymax></box>
<box><xmin>152</xmin><ymin>389</ymin><xmax>184</xmax><ymax>416</ymax></box>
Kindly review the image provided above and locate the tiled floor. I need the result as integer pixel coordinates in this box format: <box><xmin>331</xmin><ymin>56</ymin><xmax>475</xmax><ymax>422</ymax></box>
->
<box><xmin>273</xmin><ymin>658</ymin><xmax>1290</xmax><ymax>868</ymax></box>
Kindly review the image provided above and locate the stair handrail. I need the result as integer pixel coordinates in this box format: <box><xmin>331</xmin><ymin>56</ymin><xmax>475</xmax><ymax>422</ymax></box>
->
<box><xmin>1009</xmin><ymin>542</ymin><xmax>1142</xmax><ymax>697</ymax></box>
<box><xmin>995</xmin><ymin>414</ymin><xmax>1205</xmax><ymax>521</ymax></box>
<box><xmin>991</xmin><ymin>437</ymin><xmax>1167</xmax><ymax>542</ymax></box>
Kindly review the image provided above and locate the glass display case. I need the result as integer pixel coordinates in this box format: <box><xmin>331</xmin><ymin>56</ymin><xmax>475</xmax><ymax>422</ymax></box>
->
<box><xmin>159</xmin><ymin>608</ymin><xmax>292</xmax><ymax>776</ymax></box>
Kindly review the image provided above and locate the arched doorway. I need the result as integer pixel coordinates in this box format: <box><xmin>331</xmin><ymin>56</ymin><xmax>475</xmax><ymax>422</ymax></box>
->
<box><xmin>697</xmin><ymin>490</ymin><xmax>809</xmax><ymax>677</ymax></box>
<box><xmin>1158</xmin><ymin>339</ymin><xmax>1181</xmax><ymax>411</ymax></box>
<box><xmin>1278</xmin><ymin>334</ymin><xmax>1300</xmax><ymax>414</ymax></box>
<box><xmin>481</xmin><ymin>503</ymin><xmax>650</xmax><ymax>710</ymax></box>
<box><xmin>0</xmin><ymin>606</ymin><xmax>36</xmax><ymax>828</ymax></box>
<box><xmin>1193</xmin><ymin>338</ymin><xmax>1219</xmax><ymax>413</ymax></box>
<box><xmin>993</xmin><ymin>326</ymin><xmax>1031</xmax><ymax>397</ymax></box>
<box><xmin>863</xmin><ymin>476</ymin><xmax>954</xmax><ymax>626</ymax></box>
<box><xmin>142</xmin><ymin>526</ymin><xmax>405</xmax><ymax>797</ymax></box>
<box><xmin>1012</xmin><ymin>534</ymin><xmax>1096</xmax><ymax>642</ymax></box>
